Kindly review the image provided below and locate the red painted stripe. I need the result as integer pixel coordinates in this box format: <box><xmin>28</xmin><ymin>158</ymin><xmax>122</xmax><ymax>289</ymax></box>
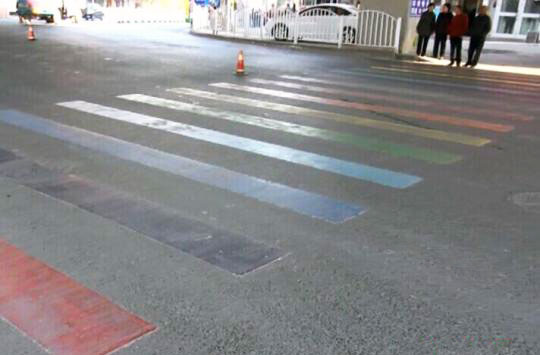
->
<box><xmin>255</xmin><ymin>79</ymin><xmax>533</xmax><ymax>123</ymax></box>
<box><xmin>212</xmin><ymin>83</ymin><xmax>515</xmax><ymax>133</ymax></box>
<box><xmin>0</xmin><ymin>239</ymin><xmax>156</xmax><ymax>355</ymax></box>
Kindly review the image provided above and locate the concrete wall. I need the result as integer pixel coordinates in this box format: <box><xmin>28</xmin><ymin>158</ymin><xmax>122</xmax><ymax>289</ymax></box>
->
<box><xmin>361</xmin><ymin>0</ymin><xmax>421</xmax><ymax>54</ymax></box>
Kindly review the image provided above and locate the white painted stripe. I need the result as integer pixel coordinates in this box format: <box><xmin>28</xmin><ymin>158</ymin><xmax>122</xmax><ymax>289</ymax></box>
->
<box><xmin>0</xmin><ymin>109</ymin><xmax>365</xmax><ymax>223</ymax></box>
<box><xmin>57</xmin><ymin>101</ymin><xmax>422</xmax><ymax>189</ymax></box>
<box><xmin>118</xmin><ymin>93</ymin><xmax>462</xmax><ymax>164</ymax></box>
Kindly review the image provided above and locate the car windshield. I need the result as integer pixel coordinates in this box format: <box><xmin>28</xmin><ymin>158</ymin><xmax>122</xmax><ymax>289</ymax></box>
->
<box><xmin>299</xmin><ymin>5</ymin><xmax>357</xmax><ymax>16</ymax></box>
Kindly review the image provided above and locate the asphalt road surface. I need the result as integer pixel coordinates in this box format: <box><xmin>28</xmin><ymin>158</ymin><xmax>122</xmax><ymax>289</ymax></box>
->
<box><xmin>1</xmin><ymin>19</ymin><xmax>539</xmax><ymax>355</ymax></box>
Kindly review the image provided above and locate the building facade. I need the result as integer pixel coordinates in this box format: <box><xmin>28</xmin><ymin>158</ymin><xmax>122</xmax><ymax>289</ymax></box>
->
<box><xmin>359</xmin><ymin>0</ymin><xmax>539</xmax><ymax>54</ymax></box>
<box><xmin>490</xmin><ymin>0</ymin><xmax>540</xmax><ymax>39</ymax></box>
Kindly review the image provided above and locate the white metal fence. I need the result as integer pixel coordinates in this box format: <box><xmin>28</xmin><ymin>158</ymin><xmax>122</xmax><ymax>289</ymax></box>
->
<box><xmin>355</xmin><ymin>10</ymin><xmax>401</xmax><ymax>50</ymax></box>
<box><xmin>191</xmin><ymin>6</ymin><xmax>401</xmax><ymax>52</ymax></box>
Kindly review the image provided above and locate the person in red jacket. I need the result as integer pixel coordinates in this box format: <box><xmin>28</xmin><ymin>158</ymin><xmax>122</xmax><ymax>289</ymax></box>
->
<box><xmin>447</xmin><ymin>5</ymin><xmax>469</xmax><ymax>67</ymax></box>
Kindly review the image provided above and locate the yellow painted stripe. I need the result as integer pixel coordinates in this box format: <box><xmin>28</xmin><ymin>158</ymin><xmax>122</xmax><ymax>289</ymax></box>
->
<box><xmin>372</xmin><ymin>66</ymin><xmax>540</xmax><ymax>89</ymax></box>
<box><xmin>257</xmin><ymin>78</ymin><xmax>531</xmax><ymax>122</ymax></box>
<box><xmin>210</xmin><ymin>82</ymin><xmax>513</xmax><ymax>133</ymax></box>
<box><xmin>168</xmin><ymin>88</ymin><xmax>491</xmax><ymax>147</ymax></box>
<box><xmin>279</xmin><ymin>75</ymin><xmax>533</xmax><ymax>122</ymax></box>
<box><xmin>393</xmin><ymin>61</ymin><xmax>540</xmax><ymax>81</ymax></box>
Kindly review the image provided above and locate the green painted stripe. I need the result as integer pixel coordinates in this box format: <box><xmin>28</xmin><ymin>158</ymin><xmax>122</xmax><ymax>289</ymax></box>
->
<box><xmin>168</xmin><ymin>88</ymin><xmax>491</xmax><ymax>147</ymax></box>
<box><xmin>119</xmin><ymin>94</ymin><xmax>462</xmax><ymax>164</ymax></box>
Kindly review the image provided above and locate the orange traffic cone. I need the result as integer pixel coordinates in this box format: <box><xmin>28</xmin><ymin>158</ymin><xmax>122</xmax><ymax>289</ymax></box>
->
<box><xmin>27</xmin><ymin>26</ymin><xmax>36</xmax><ymax>41</ymax></box>
<box><xmin>235</xmin><ymin>50</ymin><xmax>245</xmax><ymax>75</ymax></box>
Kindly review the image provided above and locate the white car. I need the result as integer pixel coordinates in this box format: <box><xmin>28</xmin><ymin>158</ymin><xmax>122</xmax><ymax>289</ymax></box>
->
<box><xmin>266</xmin><ymin>4</ymin><xmax>359</xmax><ymax>44</ymax></box>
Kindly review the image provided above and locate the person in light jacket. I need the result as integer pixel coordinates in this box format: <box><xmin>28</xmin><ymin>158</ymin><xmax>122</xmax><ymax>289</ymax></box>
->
<box><xmin>465</xmin><ymin>5</ymin><xmax>491</xmax><ymax>67</ymax></box>
<box><xmin>447</xmin><ymin>5</ymin><xmax>468</xmax><ymax>67</ymax></box>
<box><xmin>432</xmin><ymin>3</ymin><xmax>453</xmax><ymax>59</ymax></box>
<box><xmin>416</xmin><ymin>3</ymin><xmax>436</xmax><ymax>57</ymax></box>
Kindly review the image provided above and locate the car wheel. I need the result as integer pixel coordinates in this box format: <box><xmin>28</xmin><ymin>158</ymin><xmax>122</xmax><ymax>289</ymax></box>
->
<box><xmin>272</xmin><ymin>24</ymin><xmax>289</xmax><ymax>41</ymax></box>
<box><xmin>46</xmin><ymin>15</ymin><xmax>54</xmax><ymax>23</ymax></box>
<box><xmin>343</xmin><ymin>27</ymin><xmax>356</xmax><ymax>44</ymax></box>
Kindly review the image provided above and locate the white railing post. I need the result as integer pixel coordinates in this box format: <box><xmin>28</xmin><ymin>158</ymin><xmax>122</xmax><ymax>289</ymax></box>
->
<box><xmin>244</xmin><ymin>9</ymin><xmax>248</xmax><ymax>38</ymax></box>
<box><xmin>293</xmin><ymin>12</ymin><xmax>299</xmax><ymax>44</ymax></box>
<box><xmin>337</xmin><ymin>15</ymin><xmax>344</xmax><ymax>48</ymax></box>
<box><xmin>355</xmin><ymin>12</ymin><xmax>360</xmax><ymax>45</ymax></box>
<box><xmin>394</xmin><ymin>17</ymin><xmax>402</xmax><ymax>53</ymax></box>
<box><xmin>260</xmin><ymin>11</ymin><xmax>264</xmax><ymax>40</ymax></box>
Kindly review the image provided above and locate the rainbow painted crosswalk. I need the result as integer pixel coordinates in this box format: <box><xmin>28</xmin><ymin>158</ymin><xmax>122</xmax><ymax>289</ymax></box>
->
<box><xmin>1</xmin><ymin>71</ymin><xmax>533</xmax><ymax>226</ymax></box>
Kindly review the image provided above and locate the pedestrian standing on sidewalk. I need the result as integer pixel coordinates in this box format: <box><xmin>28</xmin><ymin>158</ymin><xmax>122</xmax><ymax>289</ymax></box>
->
<box><xmin>465</xmin><ymin>5</ymin><xmax>491</xmax><ymax>68</ymax></box>
<box><xmin>433</xmin><ymin>3</ymin><xmax>453</xmax><ymax>59</ymax></box>
<box><xmin>447</xmin><ymin>5</ymin><xmax>468</xmax><ymax>67</ymax></box>
<box><xmin>416</xmin><ymin>3</ymin><xmax>436</xmax><ymax>57</ymax></box>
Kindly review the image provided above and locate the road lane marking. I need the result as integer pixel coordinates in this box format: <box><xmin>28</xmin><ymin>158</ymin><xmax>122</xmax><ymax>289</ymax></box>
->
<box><xmin>279</xmin><ymin>75</ymin><xmax>533</xmax><ymax>122</ymax></box>
<box><xmin>391</xmin><ymin>63</ymin><xmax>540</xmax><ymax>83</ymax></box>
<box><xmin>0</xmin><ymin>109</ymin><xmax>365</xmax><ymax>223</ymax></box>
<box><xmin>169</xmin><ymin>88</ymin><xmax>491</xmax><ymax>147</ymax></box>
<box><xmin>255</xmin><ymin>78</ymin><xmax>532</xmax><ymax>123</ymax></box>
<box><xmin>58</xmin><ymin>100</ymin><xmax>421</xmax><ymax>189</ymax></box>
<box><xmin>209</xmin><ymin>83</ymin><xmax>513</xmax><ymax>133</ymax></box>
<box><xmin>331</xmin><ymin>69</ymin><xmax>536</xmax><ymax>97</ymax></box>
<box><xmin>0</xmin><ymin>161</ymin><xmax>285</xmax><ymax>275</ymax></box>
<box><xmin>374</xmin><ymin>66</ymin><xmax>540</xmax><ymax>90</ymax></box>
<box><xmin>119</xmin><ymin>94</ymin><xmax>461</xmax><ymax>165</ymax></box>
<box><xmin>0</xmin><ymin>238</ymin><xmax>156</xmax><ymax>355</ymax></box>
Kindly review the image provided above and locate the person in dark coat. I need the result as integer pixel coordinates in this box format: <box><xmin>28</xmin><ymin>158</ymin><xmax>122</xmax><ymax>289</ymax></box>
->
<box><xmin>432</xmin><ymin>3</ymin><xmax>453</xmax><ymax>59</ymax></box>
<box><xmin>416</xmin><ymin>3</ymin><xmax>436</xmax><ymax>57</ymax></box>
<box><xmin>447</xmin><ymin>5</ymin><xmax>469</xmax><ymax>67</ymax></box>
<box><xmin>465</xmin><ymin>5</ymin><xmax>491</xmax><ymax>67</ymax></box>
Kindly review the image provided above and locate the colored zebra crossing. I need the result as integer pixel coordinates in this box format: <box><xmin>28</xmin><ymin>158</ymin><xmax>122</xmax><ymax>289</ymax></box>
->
<box><xmin>1</xmin><ymin>72</ymin><xmax>530</xmax><ymax>230</ymax></box>
<box><xmin>209</xmin><ymin>83</ymin><xmax>514</xmax><ymax>133</ymax></box>
<box><xmin>279</xmin><ymin>75</ymin><xmax>534</xmax><ymax>122</ymax></box>
<box><xmin>170</xmin><ymin>88</ymin><xmax>491</xmax><ymax>146</ymax></box>
<box><xmin>0</xmin><ymin>238</ymin><xmax>156</xmax><ymax>355</ymax></box>
<box><xmin>0</xmin><ymin>110</ymin><xmax>366</xmax><ymax>223</ymax></box>
<box><xmin>332</xmin><ymin>68</ymin><xmax>537</xmax><ymax>97</ymax></box>
<box><xmin>119</xmin><ymin>93</ymin><xmax>462</xmax><ymax>164</ymax></box>
<box><xmin>372</xmin><ymin>66</ymin><xmax>540</xmax><ymax>90</ymax></box>
<box><xmin>250</xmin><ymin>78</ymin><xmax>532</xmax><ymax>123</ymax></box>
<box><xmin>57</xmin><ymin>101</ymin><xmax>422</xmax><ymax>189</ymax></box>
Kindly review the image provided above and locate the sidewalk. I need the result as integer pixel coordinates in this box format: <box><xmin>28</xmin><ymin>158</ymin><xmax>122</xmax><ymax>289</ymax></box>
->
<box><xmin>479</xmin><ymin>39</ymin><xmax>540</xmax><ymax>67</ymax></box>
<box><xmin>408</xmin><ymin>39</ymin><xmax>540</xmax><ymax>77</ymax></box>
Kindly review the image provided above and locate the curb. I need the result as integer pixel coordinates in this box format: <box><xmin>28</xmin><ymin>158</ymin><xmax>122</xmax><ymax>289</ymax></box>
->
<box><xmin>115</xmin><ymin>19</ymin><xmax>184</xmax><ymax>24</ymax></box>
<box><xmin>190</xmin><ymin>30</ymin><xmax>398</xmax><ymax>57</ymax></box>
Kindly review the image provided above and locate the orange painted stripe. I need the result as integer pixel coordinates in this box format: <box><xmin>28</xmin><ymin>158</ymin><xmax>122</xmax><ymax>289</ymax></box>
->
<box><xmin>0</xmin><ymin>238</ymin><xmax>156</xmax><ymax>355</ymax></box>
<box><xmin>210</xmin><ymin>83</ymin><xmax>514</xmax><ymax>133</ymax></box>
<box><xmin>279</xmin><ymin>75</ymin><xmax>534</xmax><ymax>122</ymax></box>
<box><xmin>253</xmin><ymin>78</ymin><xmax>532</xmax><ymax>123</ymax></box>
<box><xmin>388</xmin><ymin>64</ymin><xmax>540</xmax><ymax>84</ymax></box>
<box><xmin>372</xmin><ymin>66</ymin><xmax>540</xmax><ymax>90</ymax></box>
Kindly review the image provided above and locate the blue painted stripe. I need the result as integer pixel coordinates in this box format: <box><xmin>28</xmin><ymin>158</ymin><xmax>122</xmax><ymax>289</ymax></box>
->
<box><xmin>0</xmin><ymin>109</ymin><xmax>365</xmax><ymax>223</ymax></box>
<box><xmin>57</xmin><ymin>101</ymin><xmax>422</xmax><ymax>189</ymax></box>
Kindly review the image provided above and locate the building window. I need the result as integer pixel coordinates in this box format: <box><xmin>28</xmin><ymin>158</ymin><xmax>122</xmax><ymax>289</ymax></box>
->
<box><xmin>497</xmin><ymin>15</ymin><xmax>517</xmax><ymax>33</ymax></box>
<box><xmin>520</xmin><ymin>17</ymin><xmax>540</xmax><ymax>33</ymax></box>
<box><xmin>524</xmin><ymin>0</ymin><xmax>540</xmax><ymax>14</ymax></box>
<box><xmin>501</xmin><ymin>0</ymin><xmax>519</xmax><ymax>12</ymax></box>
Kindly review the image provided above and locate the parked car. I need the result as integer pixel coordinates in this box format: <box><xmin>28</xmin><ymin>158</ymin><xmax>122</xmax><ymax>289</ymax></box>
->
<box><xmin>300</xmin><ymin>0</ymin><xmax>353</xmax><ymax>7</ymax></box>
<box><xmin>266</xmin><ymin>4</ymin><xmax>358</xmax><ymax>44</ymax></box>
<box><xmin>28</xmin><ymin>0</ymin><xmax>60</xmax><ymax>23</ymax></box>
